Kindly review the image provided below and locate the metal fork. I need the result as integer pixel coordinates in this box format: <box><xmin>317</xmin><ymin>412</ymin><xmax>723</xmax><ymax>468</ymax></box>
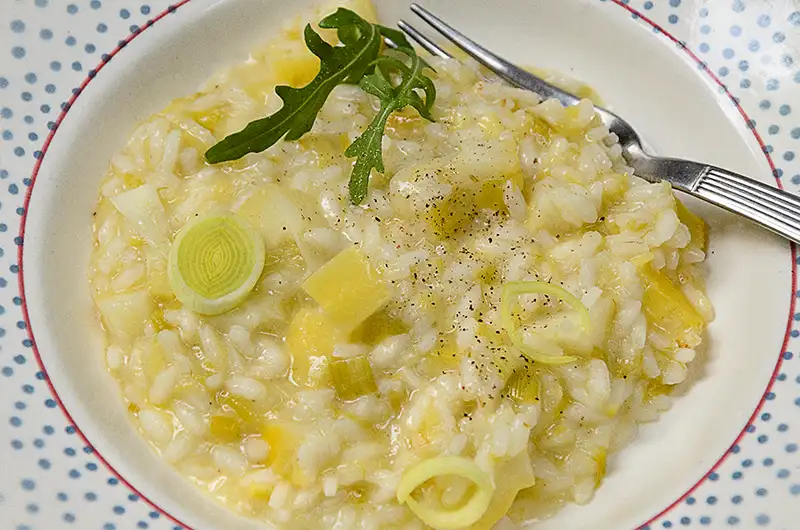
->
<box><xmin>397</xmin><ymin>4</ymin><xmax>800</xmax><ymax>245</ymax></box>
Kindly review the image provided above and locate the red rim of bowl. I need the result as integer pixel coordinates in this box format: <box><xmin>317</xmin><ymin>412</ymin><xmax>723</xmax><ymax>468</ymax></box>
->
<box><xmin>14</xmin><ymin>1</ymin><xmax>797</xmax><ymax>529</ymax></box>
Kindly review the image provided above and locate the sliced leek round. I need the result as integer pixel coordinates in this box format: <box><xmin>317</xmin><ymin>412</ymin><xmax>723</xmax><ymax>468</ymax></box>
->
<box><xmin>500</xmin><ymin>281</ymin><xmax>589</xmax><ymax>365</ymax></box>
<box><xmin>168</xmin><ymin>214</ymin><xmax>265</xmax><ymax>315</ymax></box>
<box><xmin>397</xmin><ymin>456</ymin><xmax>494</xmax><ymax>530</ymax></box>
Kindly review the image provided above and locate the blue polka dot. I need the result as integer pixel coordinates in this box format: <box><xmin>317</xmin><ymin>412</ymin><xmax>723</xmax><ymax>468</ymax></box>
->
<box><xmin>11</xmin><ymin>440</ymin><xmax>23</xmax><ymax>450</ymax></box>
<box><xmin>33</xmin><ymin>438</ymin><xmax>44</xmax><ymax>448</ymax></box>
<box><xmin>57</xmin><ymin>492</ymin><xmax>68</xmax><ymax>501</ymax></box>
<box><xmin>2</xmin><ymin>367</ymin><xmax>13</xmax><ymax>377</ymax></box>
<box><xmin>785</xmin><ymin>151</ymin><xmax>796</xmax><ymax>161</ymax></box>
<box><xmin>113</xmin><ymin>505</ymin><xmax>125</xmax><ymax>515</ymax></box>
<box><xmin>10</xmin><ymin>20</ymin><xmax>26</xmax><ymax>33</ymax></box>
<box><xmin>699</xmin><ymin>43</ymin><xmax>710</xmax><ymax>53</ymax></box>
<box><xmin>104</xmin><ymin>524</ymin><xmax>116</xmax><ymax>530</ymax></box>
<box><xmin>141</xmin><ymin>5</ymin><xmax>151</xmax><ymax>14</ymax></box>
<box><xmin>24</xmin><ymin>73</ymin><xmax>37</xmax><ymax>84</ymax></box>
<box><xmin>26</xmin><ymin>503</ymin><xmax>39</xmax><ymax>514</ymax></box>
<box><xmin>45</xmin><ymin>398</ymin><xmax>56</xmax><ymax>408</ymax></box>
<box><xmin>120</xmin><ymin>8</ymin><xmax>130</xmax><ymax>19</ymax></box>
<box><xmin>758</xmin><ymin>14</ymin><xmax>771</xmax><ymax>27</ymax></box>
<box><xmin>40</xmin><ymin>28</ymin><xmax>53</xmax><ymax>40</ymax></box>
<box><xmin>68</xmin><ymin>469</ymin><xmax>81</xmax><ymax>479</ymax></box>
<box><xmin>97</xmin><ymin>23</ymin><xmax>108</xmax><ymax>33</ymax></box>
<box><xmin>791</xmin><ymin>484</ymin><xmax>800</xmax><ymax>495</ymax></box>
<box><xmin>778</xmin><ymin>468</ymin><xmax>790</xmax><ymax>478</ymax></box>
<box><xmin>668</xmin><ymin>14</ymin><xmax>679</xmax><ymax>24</ymax></box>
<box><xmin>728</xmin><ymin>516</ymin><xmax>740</xmax><ymax>525</ymax></box>
<box><xmin>21</xmin><ymin>479</ymin><xmax>35</xmax><ymax>491</ymax></box>
<box><xmin>0</xmin><ymin>77</ymin><xmax>7</xmax><ymax>89</ymax></box>
<box><xmin>732</xmin><ymin>0</ymin><xmax>745</xmax><ymax>12</ymax></box>
<box><xmin>12</xmin><ymin>47</ymin><xmax>26</xmax><ymax>59</ymax></box>
<box><xmin>780</xmin><ymin>104</ymin><xmax>792</xmax><ymax>115</ymax></box>
<box><xmin>38</xmin><ymin>459</ymin><xmax>51</xmax><ymax>470</ymax></box>
<box><xmin>66</xmin><ymin>3</ymin><xmax>78</xmax><ymax>14</ymax></box>
<box><xmin>65</xmin><ymin>36</ymin><xmax>76</xmax><ymax>46</ymax></box>
<box><xmin>743</xmin><ymin>458</ymin><xmax>753</xmax><ymax>467</ymax></box>
<box><xmin>730</xmin><ymin>25</ymin><xmax>742</xmax><ymax>36</ymax></box>
<box><xmin>756</xmin><ymin>487</ymin><xmax>768</xmax><ymax>496</ymax></box>
<box><xmin>50</xmin><ymin>61</ymin><xmax>61</xmax><ymax>71</ymax></box>
<box><xmin>787</xmin><ymin>443</ymin><xmax>798</xmax><ymax>453</ymax></box>
<box><xmin>21</xmin><ymin>91</ymin><xmax>32</xmax><ymax>102</ymax></box>
<box><xmin>63</xmin><ymin>513</ymin><xmax>76</xmax><ymax>523</ymax></box>
<box><xmin>85</xmin><ymin>492</ymin><xmax>97</xmax><ymax>501</ymax></box>
<box><xmin>644</xmin><ymin>1</ymin><xmax>654</xmax><ymax>8</ymax></box>
<box><xmin>2</xmin><ymin>107</ymin><xmax>12</xmax><ymax>119</ymax></box>
<box><xmin>72</xmin><ymin>61</ymin><xmax>82</xmax><ymax>71</ymax></box>
<box><xmin>789</xmin><ymin>11</ymin><xmax>800</xmax><ymax>26</ymax></box>
<box><xmin>2</xmin><ymin>130</ymin><xmax>12</xmax><ymax>140</ymax></box>
<box><xmin>35</xmin><ymin>0</ymin><xmax>48</xmax><ymax>5</ymax></box>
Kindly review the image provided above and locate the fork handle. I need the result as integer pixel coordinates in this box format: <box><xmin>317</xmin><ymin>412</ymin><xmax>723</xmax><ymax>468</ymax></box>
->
<box><xmin>691</xmin><ymin>165</ymin><xmax>800</xmax><ymax>244</ymax></box>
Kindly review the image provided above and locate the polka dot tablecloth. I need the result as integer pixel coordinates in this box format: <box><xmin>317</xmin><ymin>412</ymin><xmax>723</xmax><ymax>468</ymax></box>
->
<box><xmin>0</xmin><ymin>0</ymin><xmax>799</xmax><ymax>529</ymax></box>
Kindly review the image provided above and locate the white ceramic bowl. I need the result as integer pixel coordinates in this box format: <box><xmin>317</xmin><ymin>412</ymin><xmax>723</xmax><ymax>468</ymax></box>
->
<box><xmin>19</xmin><ymin>0</ymin><xmax>793</xmax><ymax>528</ymax></box>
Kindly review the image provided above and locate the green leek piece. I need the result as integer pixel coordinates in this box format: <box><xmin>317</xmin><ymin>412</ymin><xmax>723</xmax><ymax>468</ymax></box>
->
<box><xmin>168</xmin><ymin>214</ymin><xmax>265</xmax><ymax>315</ymax></box>
<box><xmin>397</xmin><ymin>456</ymin><xmax>495</xmax><ymax>530</ymax></box>
<box><xmin>500</xmin><ymin>281</ymin><xmax>590</xmax><ymax>364</ymax></box>
<box><xmin>330</xmin><ymin>355</ymin><xmax>377</xmax><ymax>401</ymax></box>
<box><xmin>503</xmin><ymin>369</ymin><xmax>539</xmax><ymax>403</ymax></box>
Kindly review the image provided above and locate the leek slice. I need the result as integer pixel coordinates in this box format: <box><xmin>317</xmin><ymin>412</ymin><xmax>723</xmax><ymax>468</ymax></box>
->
<box><xmin>397</xmin><ymin>456</ymin><xmax>494</xmax><ymax>530</ymax></box>
<box><xmin>500</xmin><ymin>281</ymin><xmax>589</xmax><ymax>365</ymax></box>
<box><xmin>168</xmin><ymin>214</ymin><xmax>265</xmax><ymax>315</ymax></box>
<box><xmin>330</xmin><ymin>355</ymin><xmax>377</xmax><ymax>401</ymax></box>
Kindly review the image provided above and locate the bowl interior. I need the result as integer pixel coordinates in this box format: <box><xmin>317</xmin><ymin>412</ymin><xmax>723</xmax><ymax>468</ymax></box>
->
<box><xmin>22</xmin><ymin>0</ymin><xmax>792</xmax><ymax>529</ymax></box>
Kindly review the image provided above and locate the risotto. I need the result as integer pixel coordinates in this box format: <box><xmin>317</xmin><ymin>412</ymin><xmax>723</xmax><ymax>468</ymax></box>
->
<box><xmin>87</xmin><ymin>1</ymin><xmax>713</xmax><ymax>528</ymax></box>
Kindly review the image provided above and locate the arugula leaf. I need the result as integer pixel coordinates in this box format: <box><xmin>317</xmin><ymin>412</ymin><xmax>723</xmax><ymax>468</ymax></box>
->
<box><xmin>345</xmin><ymin>48</ymin><xmax>436</xmax><ymax>204</ymax></box>
<box><xmin>204</xmin><ymin>9</ymin><xmax>438</xmax><ymax>205</ymax></box>
<box><xmin>204</xmin><ymin>8</ymin><xmax>381</xmax><ymax>164</ymax></box>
